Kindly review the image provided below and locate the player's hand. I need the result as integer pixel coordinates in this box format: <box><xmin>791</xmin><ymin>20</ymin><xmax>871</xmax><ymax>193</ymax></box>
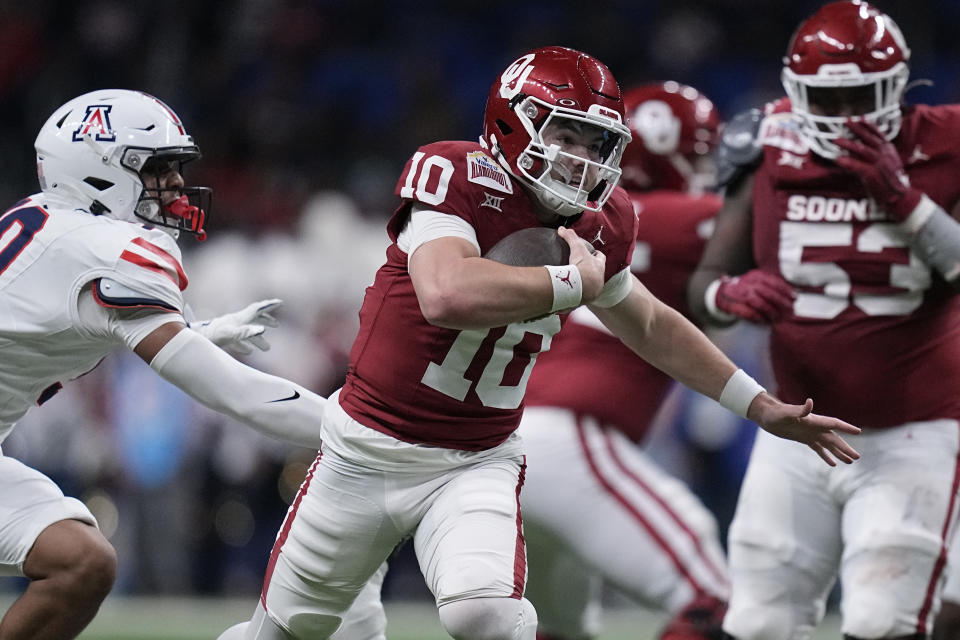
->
<box><xmin>715</xmin><ymin>270</ymin><xmax>795</xmax><ymax>323</ymax></box>
<box><xmin>833</xmin><ymin>119</ymin><xmax>922</xmax><ymax>222</ymax></box>
<box><xmin>558</xmin><ymin>226</ymin><xmax>605</xmax><ymax>305</ymax></box>
<box><xmin>191</xmin><ymin>298</ymin><xmax>282</xmax><ymax>356</ymax></box>
<box><xmin>749</xmin><ymin>395</ymin><xmax>861</xmax><ymax>466</ymax></box>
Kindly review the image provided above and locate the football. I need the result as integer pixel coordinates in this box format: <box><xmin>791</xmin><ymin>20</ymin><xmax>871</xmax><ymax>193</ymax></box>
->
<box><xmin>483</xmin><ymin>226</ymin><xmax>595</xmax><ymax>266</ymax></box>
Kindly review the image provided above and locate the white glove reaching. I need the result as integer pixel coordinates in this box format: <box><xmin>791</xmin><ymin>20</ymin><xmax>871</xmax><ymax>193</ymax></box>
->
<box><xmin>191</xmin><ymin>299</ymin><xmax>283</xmax><ymax>356</ymax></box>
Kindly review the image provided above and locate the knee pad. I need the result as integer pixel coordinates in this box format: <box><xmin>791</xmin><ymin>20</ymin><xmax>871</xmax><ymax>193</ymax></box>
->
<box><xmin>439</xmin><ymin>597</ymin><xmax>537</xmax><ymax>640</ymax></box>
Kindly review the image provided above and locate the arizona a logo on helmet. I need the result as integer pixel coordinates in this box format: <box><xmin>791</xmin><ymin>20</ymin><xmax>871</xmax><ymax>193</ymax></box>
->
<box><xmin>71</xmin><ymin>105</ymin><xmax>115</xmax><ymax>143</ymax></box>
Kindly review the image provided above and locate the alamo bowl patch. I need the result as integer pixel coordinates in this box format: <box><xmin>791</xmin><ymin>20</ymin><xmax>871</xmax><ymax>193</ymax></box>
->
<box><xmin>757</xmin><ymin>113</ymin><xmax>808</xmax><ymax>155</ymax></box>
<box><xmin>466</xmin><ymin>151</ymin><xmax>513</xmax><ymax>194</ymax></box>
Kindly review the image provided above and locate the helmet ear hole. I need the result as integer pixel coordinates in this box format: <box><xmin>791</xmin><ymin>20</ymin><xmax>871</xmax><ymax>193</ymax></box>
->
<box><xmin>496</xmin><ymin>119</ymin><xmax>513</xmax><ymax>135</ymax></box>
<box><xmin>83</xmin><ymin>177</ymin><xmax>114</xmax><ymax>191</ymax></box>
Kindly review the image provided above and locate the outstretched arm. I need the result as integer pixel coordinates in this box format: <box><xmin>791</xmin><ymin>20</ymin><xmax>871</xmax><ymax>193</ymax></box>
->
<box><xmin>592</xmin><ymin>278</ymin><xmax>860</xmax><ymax>466</ymax></box>
<box><xmin>135</xmin><ymin>322</ymin><xmax>323</xmax><ymax>449</ymax></box>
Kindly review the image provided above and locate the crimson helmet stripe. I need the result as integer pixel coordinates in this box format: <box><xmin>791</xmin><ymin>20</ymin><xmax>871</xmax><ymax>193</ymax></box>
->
<box><xmin>139</xmin><ymin>91</ymin><xmax>186</xmax><ymax>135</ymax></box>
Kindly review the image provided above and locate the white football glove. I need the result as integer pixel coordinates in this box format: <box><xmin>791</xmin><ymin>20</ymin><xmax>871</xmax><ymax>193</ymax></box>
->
<box><xmin>191</xmin><ymin>299</ymin><xmax>282</xmax><ymax>356</ymax></box>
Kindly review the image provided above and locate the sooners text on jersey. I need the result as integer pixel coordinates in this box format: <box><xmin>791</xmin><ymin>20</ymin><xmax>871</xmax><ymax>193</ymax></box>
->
<box><xmin>752</xmin><ymin>100</ymin><xmax>960</xmax><ymax>428</ymax></box>
<box><xmin>339</xmin><ymin>140</ymin><xmax>637</xmax><ymax>450</ymax></box>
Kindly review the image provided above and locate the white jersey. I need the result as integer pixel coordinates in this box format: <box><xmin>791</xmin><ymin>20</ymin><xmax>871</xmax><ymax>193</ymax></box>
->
<box><xmin>0</xmin><ymin>193</ymin><xmax>187</xmax><ymax>441</ymax></box>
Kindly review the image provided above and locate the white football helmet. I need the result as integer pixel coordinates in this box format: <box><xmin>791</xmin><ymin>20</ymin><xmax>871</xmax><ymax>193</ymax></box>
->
<box><xmin>34</xmin><ymin>89</ymin><xmax>210</xmax><ymax>237</ymax></box>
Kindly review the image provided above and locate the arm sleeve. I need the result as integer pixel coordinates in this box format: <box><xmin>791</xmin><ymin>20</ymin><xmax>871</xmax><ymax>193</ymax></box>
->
<box><xmin>148</xmin><ymin>329</ymin><xmax>323</xmax><ymax>449</ymax></box>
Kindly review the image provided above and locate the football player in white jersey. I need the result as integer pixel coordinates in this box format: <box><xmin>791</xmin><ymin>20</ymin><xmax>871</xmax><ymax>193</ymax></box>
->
<box><xmin>217</xmin><ymin>46</ymin><xmax>859</xmax><ymax>640</ymax></box>
<box><xmin>0</xmin><ymin>89</ymin><xmax>333</xmax><ymax>639</ymax></box>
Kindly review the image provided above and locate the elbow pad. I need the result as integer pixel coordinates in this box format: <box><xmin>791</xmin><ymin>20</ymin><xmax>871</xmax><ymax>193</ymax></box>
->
<box><xmin>149</xmin><ymin>329</ymin><xmax>323</xmax><ymax>449</ymax></box>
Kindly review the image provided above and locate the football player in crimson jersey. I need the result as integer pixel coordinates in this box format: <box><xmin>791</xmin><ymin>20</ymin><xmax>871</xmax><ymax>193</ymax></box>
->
<box><xmin>686</xmin><ymin>2</ymin><xmax>960</xmax><ymax>639</ymax></box>
<box><xmin>0</xmin><ymin>89</ymin><xmax>344</xmax><ymax>640</ymax></box>
<box><xmin>219</xmin><ymin>46</ymin><xmax>857</xmax><ymax>640</ymax></box>
<box><xmin>517</xmin><ymin>82</ymin><xmax>731</xmax><ymax>640</ymax></box>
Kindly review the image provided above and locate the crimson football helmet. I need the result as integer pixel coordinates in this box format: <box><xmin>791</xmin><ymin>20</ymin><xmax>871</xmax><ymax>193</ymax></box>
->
<box><xmin>620</xmin><ymin>82</ymin><xmax>720</xmax><ymax>193</ymax></box>
<box><xmin>781</xmin><ymin>0</ymin><xmax>910</xmax><ymax>159</ymax></box>
<box><xmin>482</xmin><ymin>46</ymin><xmax>632</xmax><ymax>217</ymax></box>
<box><xmin>35</xmin><ymin>89</ymin><xmax>211</xmax><ymax>238</ymax></box>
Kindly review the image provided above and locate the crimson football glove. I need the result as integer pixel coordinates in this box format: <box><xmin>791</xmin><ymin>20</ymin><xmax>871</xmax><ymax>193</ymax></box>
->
<box><xmin>715</xmin><ymin>270</ymin><xmax>795</xmax><ymax>323</ymax></box>
<box><xmin>833</xmin><ymin>119</ymin><xmax>922</xmax><ymax>222</ymax></box>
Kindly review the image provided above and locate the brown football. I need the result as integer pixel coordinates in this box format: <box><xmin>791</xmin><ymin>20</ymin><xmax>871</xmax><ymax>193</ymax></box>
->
<box><xmin>483</xmin><ymin>227</ymin><xmax>594</xmax><ymax>266</ymax></box>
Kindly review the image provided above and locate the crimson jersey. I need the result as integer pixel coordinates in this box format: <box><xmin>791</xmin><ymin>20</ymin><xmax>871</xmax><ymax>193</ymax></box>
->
<box><xmin>524</xmin><ymin>190</ymin><xmax>719</xmax><ymax>441</ymax></box>
<box><xmin>339</xmin><ymin>140</ymin><xmax>637</xmax><ymax>450</ymax></box>
<box><xmin>751</xmin><ymin>100</ymin><xmax>960</xmax><ymax>428</ymax></box>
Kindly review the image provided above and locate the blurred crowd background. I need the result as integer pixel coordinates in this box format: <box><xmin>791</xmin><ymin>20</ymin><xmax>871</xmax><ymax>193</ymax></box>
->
<box><xmin>2</xmin><ymin>0</ymin><xmax>958</xmax><ymax>607</ymax></box>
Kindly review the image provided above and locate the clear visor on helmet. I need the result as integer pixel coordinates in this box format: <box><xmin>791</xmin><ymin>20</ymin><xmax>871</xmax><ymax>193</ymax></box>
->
<box><xmin>515</xmin><ymin>97</ymin><xmax>631</xmax><ymax>216</ymax></box>
<box><xmin>781</xmin><ymin>62</ymin><xmax>909</xmax><ymax>159</ymax></box>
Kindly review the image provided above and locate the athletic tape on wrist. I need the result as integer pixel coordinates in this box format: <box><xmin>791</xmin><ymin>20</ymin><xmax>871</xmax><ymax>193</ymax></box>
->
<box><xmin>546</xmin><ymin>265</ymin><xmax>583</xmax><ymax>312</ymax></box>
<box><xmin>705</xmin><ymin>278</ymin><xmax>737</xmax><ymax>323</ymax></box>
<box><xmin>719</xmin><ymin>368</ymin><xmax>766</xmax><ymax>418</ymax></box>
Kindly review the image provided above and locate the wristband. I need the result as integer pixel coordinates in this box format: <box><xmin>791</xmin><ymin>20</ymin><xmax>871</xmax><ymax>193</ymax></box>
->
<box><xmin>546</xmin><ymin>264</ymin><xmax>582</xmax><ymax>312</ymax></box>
<box><xmin>704</xmin><ymin>278</ymin><xmax>737</xmax><ymax>323</ymax></box>
<box><xmin>719</xmin><ymin>368</ymin><xmax>766</xmax><ymax>418</ymax></box>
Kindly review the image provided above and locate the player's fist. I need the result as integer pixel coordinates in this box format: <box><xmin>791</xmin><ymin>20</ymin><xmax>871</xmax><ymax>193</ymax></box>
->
<box><xmin>833</xmin><ymin>119</ymin><xmax>922</xmax><ymax>222</ymax></box>
<box><xmin>714</xmin><ymin>270</ymin><xmax>795</xmax><ymax>323</ymax></box>
<box><xmin>192</xmin><ymin>298</ymin><xmax>283</xmax><ymax>356</ymax></box>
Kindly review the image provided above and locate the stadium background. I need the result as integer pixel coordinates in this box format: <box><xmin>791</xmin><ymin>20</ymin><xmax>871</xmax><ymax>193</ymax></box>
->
<box><xmin>0</xmin><ymin>1</ymin><xmax>955</xmax><ymax>637</ymax></box>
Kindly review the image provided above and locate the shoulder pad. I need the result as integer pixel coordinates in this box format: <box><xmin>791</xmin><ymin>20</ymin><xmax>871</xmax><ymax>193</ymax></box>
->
<box><xmin>93</xmin><ymin>277</ymin><xmax>180</xmax><ymax>312</ymax></box>
<box><xmin>716</xmin><ymin>109</ymin><xmax>764</xmax><ymax>188</ymax></box>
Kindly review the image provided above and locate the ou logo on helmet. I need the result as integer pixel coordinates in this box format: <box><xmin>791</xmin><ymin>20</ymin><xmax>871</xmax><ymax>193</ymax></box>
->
<box><xmin>499</xmin><ymin>54</ymin><xmax>536</xmax><ymax>100</ymax></box>
<box><xmin>633</xmin><ymin>100</ymin><xmax>680</xmax><ymax>155</ymax></box>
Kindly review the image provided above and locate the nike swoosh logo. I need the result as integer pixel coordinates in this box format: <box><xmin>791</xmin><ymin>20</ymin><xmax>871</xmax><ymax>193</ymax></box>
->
<box><xmin>268</xmin><ymin>391</ymin><xmax>301</xmax><ymax>403</ymax></box>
